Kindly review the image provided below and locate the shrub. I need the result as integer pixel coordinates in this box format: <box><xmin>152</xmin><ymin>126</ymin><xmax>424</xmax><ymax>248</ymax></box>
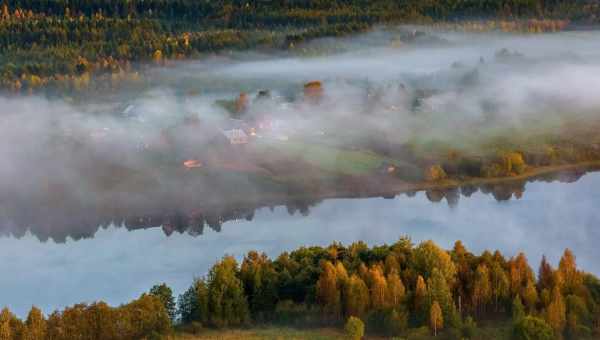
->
<box><xmin>502</xmin><ymin>152</ymin><xmax>526</xmax><ymax>175</ymax></box>
<box><xmin>406</xmin><ymin>326</ymin><xmax>431</xmax><ymax>340</ymax></box>
<box><xmin>513</xmin><ymin>316</ymin><xmax>554</xmax><ymax>340</ymax></box>
<box><xmin>345</xmin><ymin>316</ymin><xmax>365</xmax><ymax>340</ymax></box>
<box><xmin>481</xmin><ymin>162</ymin><xmax>504</xmax><ymax>178</ymax></box>
<box><xmin>273</xmin><ymin>300</ymin><xmax>322</xmax><ymax>327</ymax></box>
<box><xmin>462</xmin><ymin>316</ymin><xmax>477</xmax><ymax>338</ymax></box>
<box><xmin>456</xmin><ymin>157</ymin><xmax>483</xmax><ymax>177</ymax></box>
<box><xmin>179</xmin><ymin>321</ymin><xmax>203</xmax><ymax>335</ymax></box>
<box><xmin>395</xmin><ymin>163</ymin><xmax>425</xmax><ymax>182</ymax></box>
<box><xmin>385</xmin><ymin>309</ymin><xmax>409</xmax><ymax>336</ymax></box>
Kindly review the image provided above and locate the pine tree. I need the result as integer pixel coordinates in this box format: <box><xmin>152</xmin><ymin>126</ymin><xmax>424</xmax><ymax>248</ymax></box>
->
<box><xmin>538</xmin><ymin>255</ymin><xmax>555</xmax><ymax>291</ymax></box>
<box><xmin>178</xmin><ymin>278</ymin><xmax>209</xmax><ymax>324</ymax></box>
<box><xmin>149</xmin><ymin>283</ymin><xmax>176</xmax><ymax>321</ymax></box>
<box><xmin>240</xmin><ymin>251</ymin><xmax>279</xmax><ymax>317</ymax></box>
<box><xmin>559</xmin><ymin>249</ymin><xmax>582</xmax><ymax>294</ymax></box>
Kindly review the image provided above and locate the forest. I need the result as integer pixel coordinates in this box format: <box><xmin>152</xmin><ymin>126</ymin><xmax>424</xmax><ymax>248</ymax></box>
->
<box><xmin>2</xmin><ymin>2</ymin><xmax>600</xmax><ymax>340</ymax></box>
<box><xmin>1</xmin><ymin>238</ymin><xmax>599</xmax><ymax>339</ymax></box>
<box><xmin>1</xmin><ymin>0</ymin><xmax>600</xmax><ymax>93</ymax></box>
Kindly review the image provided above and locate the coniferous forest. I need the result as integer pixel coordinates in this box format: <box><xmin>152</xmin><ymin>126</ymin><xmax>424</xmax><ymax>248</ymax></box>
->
<box><xmin>1</xmin><ymin>238</ymin><xmax>599</xmax><ymax>339</ymax></box>
<box><xmin>0</xmin><ymin>0</ymin><xmax>599</xmax><ymax>93</ymax></box>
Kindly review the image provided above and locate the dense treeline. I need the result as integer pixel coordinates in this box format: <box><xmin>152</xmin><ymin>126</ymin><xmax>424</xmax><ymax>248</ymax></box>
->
<box><xmin>0</xmin><ymin>294</ymin><xmax>171</xmax><ymax>339</ymax></box>
<box><xmin>173</xmin><ymin>238</ymin><xmax>600</xmax><ymax>339</ymax></box>
<box><xmin>2</xmin><ymin>0</ymin><xmax>599</xmax><ymax>23</ymax></box>
<box><xmin>1</xmin><ymin>0</ymin><xmax>600</xmax><ymax>93</ymax></box>
<box><xmin>3</xmin><ymin>238</ymin><xmax>598</xmax><ymax>339</ymax></box>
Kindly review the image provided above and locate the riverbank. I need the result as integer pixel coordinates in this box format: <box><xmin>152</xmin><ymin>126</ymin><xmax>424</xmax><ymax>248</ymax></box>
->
<box><xmin>180</xmin><ymin>159</ymin><xmax>600</xmax><ymax>213</ymax></box>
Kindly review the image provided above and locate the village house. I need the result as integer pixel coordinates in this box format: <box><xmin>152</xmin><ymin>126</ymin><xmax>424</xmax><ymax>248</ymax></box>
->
<box><xmin>221</xmin><ymin>128</ymin><xmax>249</xmax><ymax>145</ymax></box>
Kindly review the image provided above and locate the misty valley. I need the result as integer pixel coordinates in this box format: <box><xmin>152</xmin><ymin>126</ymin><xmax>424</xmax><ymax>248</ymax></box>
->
<box><xmin>5</xmin><ymin>29</ymin><xmax>600</xmax><ymax>241</ymax></box>
<box><xmin>3</xmin><ymin>9</ymin><xmax>600</xmax><ymax>340</ymax></box>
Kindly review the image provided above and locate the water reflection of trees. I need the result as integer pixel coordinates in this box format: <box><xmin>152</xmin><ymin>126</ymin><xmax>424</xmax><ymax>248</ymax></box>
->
<box><xmin>424</xmin><ymin>169</ymin><xmax>586</xmax><ymax>208</ymax></box>
<box><xmin>0</xmin><ymin>169</ymin><xmax>589</xmax><ymax>242</ymax></box>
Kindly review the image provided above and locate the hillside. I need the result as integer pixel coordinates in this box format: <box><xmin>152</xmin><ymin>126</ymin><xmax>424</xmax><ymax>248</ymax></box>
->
<box><xmin>1</xmin><ymin>0</ymin><xmax>600</xmax><ymax>93</ymax></box>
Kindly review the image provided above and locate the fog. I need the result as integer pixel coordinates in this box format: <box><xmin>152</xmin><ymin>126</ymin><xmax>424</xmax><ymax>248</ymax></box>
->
<box><xmin>2</xmin><ymin>27</ymin><xmax>600</xmax><ymax>237</ymax></box>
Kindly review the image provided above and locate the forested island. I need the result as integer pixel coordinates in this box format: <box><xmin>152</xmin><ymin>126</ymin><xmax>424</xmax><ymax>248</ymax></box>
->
<box><xmin>1</xmin><ymin>239</ymin><xmax>599</xmax><ymax>340</ymax></box>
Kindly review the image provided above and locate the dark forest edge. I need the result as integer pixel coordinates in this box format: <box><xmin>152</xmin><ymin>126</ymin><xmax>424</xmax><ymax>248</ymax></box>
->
<box><xmin>1</xmin><ymin>238</ymin><xmax>600</xmax><ymax>339</ymax></box>
<box><xmin>0</xmin><ymin>0</ymin><xmax>599</xmax><ymax>93</ymax></box>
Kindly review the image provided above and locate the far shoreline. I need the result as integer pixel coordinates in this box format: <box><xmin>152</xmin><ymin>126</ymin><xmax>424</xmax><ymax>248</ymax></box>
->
<box><xmin>191</xmin><ymin>160</ymin><xmax>600</xmax><ymax>213</ymax></box>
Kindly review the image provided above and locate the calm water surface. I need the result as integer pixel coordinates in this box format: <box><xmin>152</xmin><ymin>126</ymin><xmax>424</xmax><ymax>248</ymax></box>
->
<box><xmin>1</xmin><ymin>172</ymin><xmax>599</xmax><ymax>317</ymax></box>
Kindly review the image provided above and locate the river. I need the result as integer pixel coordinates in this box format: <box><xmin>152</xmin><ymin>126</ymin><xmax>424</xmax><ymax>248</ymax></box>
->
<box><xmin>0</xmin><ymin>170</ymin><xmax>598</xmax><ymax>317</ymax></box>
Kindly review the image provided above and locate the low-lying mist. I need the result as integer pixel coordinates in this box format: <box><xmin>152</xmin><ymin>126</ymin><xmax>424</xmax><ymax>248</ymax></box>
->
<box><xmin>2</xmin><ymin>27</ymin><xmax>600</xmax><ymax>239</ymax></box>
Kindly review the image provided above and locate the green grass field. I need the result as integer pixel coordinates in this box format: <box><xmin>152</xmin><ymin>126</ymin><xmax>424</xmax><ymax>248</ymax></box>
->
<box><xmin>256</xmin><ymin>139</ymin><xmax>401</xmax><ymax>176</ymax></box>
<box><xmin>172</xmin><ymin>321</ymin><xmax>515</xmax><ymax>340</ymax></box>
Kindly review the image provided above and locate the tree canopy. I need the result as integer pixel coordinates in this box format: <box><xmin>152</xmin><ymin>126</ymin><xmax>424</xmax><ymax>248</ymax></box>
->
<box><xmin>0</xmin><ymin>0</ymin><xmax>597</xmax><ymax>93</ymax></box>
<box><xmin>1</xmin><ymin>238</ymin><xmax>599</xmax><ymax>339</ymax></box>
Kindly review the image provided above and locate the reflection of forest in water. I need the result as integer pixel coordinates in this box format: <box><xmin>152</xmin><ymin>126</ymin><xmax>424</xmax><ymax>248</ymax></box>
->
<box><xmin>0</xmin><ymin>169</ymin><xmax>588</xmax><ymax>243</ymax></box>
